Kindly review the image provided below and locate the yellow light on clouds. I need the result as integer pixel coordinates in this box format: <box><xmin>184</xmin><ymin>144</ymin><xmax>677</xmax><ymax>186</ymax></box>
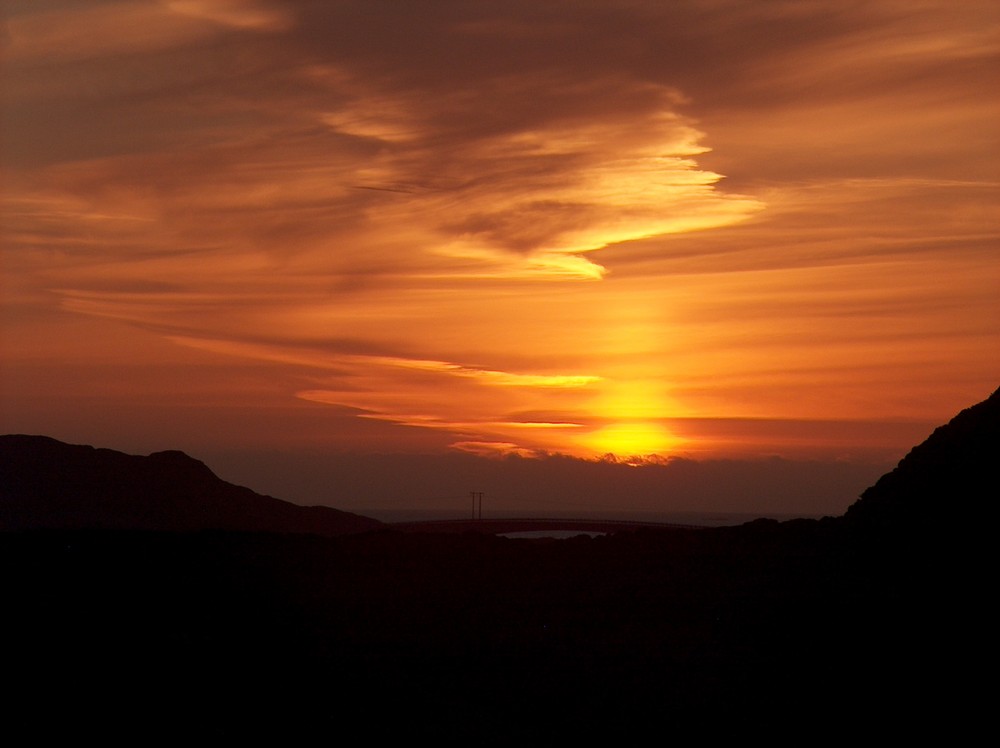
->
<box><xmin>580</xmin><ymin>421</ymin><xmax>680</xmax><ymax>459</ymax></box>
<box><xmin>3</xmin><ymin>0</ymin><xmax>996</xmax><ymax>468</ymax></box>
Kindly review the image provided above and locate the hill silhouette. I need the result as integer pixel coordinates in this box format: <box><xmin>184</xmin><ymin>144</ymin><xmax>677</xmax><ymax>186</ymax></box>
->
<box><xmin>2</xmin><ymin>387</ymin><xmax>995</xmax><ymax>741</ymax></box>
<box><xmin>845</xmin><ymin>385</ymin><xmax>1000</xmax><ymax>529</ymax></box>
<box><xmin>0</xmin><ymin>434</ymin><xmax>382</xmax><ymax>535</ymax></box>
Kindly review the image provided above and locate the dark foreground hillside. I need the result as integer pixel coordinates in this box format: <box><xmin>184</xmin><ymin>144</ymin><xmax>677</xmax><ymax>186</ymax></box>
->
<box><xmin>2</xmin><ymin>388</ymin><xmax>995</xmax><ymax>741</ymax></box>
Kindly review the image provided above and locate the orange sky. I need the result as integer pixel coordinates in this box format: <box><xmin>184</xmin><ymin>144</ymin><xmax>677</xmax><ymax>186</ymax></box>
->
<box><xmin>2</xmin><ymin>1</ymin><xmax>998</xmax><ymax>499</ymax></box>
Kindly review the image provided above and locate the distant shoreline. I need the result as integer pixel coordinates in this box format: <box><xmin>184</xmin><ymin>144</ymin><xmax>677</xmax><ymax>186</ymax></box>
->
<box><xmin>387</xmin><ymin>517</ymin><xmax>710</xmax><ymax>535</ymax></box>
<box><xmin>372</xmin><ymin>509</ymin><xmax>828</xmax><ymax>530</ymax></box>
<box><xmin>364</xmin><ymin>507</ymin><xmax>824</xmax><ymax>527</ymax></box>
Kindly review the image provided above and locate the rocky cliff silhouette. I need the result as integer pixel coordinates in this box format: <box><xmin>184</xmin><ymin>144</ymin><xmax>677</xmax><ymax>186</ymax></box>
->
<box><xmin>0</xmin><ymin>434</ymin><xmax>382</xmax><ymax>535</ymax></box>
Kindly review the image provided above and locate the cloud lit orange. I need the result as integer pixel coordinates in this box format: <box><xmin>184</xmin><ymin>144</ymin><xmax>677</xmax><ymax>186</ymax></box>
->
<box><xmin>2</xmin><ymin>0</ymin><xmax>997</xmax><ymax>499</ymax></box>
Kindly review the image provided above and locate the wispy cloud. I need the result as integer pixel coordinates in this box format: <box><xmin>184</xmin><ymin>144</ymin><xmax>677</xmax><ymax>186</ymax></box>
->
<box><xmin>3</xmin><ymin>1</ymin><xmax>997</xmax><ymax>463</ymax></box>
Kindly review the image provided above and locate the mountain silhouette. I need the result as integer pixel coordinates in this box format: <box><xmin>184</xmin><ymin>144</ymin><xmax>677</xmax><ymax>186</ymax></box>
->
<box><xmin>845</xmin><ymin>385</ymin><xmax>1000</xmax><ymax>530</ymax></box>
<box><xmin>0</xmin><ymin>434</ymin><xmax>382</xmax><ymax>535</ymax></box>
<box><xmin>2</xmin><ymin>387</ymin><xmax>995</xmax><ymax>741</ymax></box>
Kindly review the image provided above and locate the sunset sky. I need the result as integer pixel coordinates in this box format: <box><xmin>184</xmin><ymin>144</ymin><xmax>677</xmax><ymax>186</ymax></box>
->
<box><xmin>2</xmin><ymin>1</ymin><xmax>998</xmax><ymax>515</ymax></box>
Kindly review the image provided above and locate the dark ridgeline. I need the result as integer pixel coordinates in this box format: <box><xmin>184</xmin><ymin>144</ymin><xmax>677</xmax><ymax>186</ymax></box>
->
<box><xmin>0</xmin><ymin>435</ymin><xmax>382</xmax><ymax>535</ymax></box>
<box><xmin>845</xmin><ymin>385</ymin><xmax>999</xmax><ymax>530</ymax></box>
<box><xmin>1</xmin><ymin>387</ymin><xmax>995</xmax><ymax>742</ymax></box>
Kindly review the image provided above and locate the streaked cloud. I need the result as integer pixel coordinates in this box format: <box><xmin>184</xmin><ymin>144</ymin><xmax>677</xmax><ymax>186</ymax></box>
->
<box><xmin>2</xmin><ymin>0</ymin><xmax>997</xmax><ymax>471</ymax></box>
<box><xmin>166</xmin><ymin>0</ymin><xmax>294</xmax><ymax>31</ymax></box>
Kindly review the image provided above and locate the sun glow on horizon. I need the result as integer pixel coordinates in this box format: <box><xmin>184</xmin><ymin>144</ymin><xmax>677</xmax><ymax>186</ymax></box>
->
<box><xmin>579</xmin><ymin>420</ymin><xmax>682</xmax><ymax>459</ymax></box>
<box><xmin>2</xmin><ymin>1</ymin><xmax>997</xmax><ymax>470</ymax></box>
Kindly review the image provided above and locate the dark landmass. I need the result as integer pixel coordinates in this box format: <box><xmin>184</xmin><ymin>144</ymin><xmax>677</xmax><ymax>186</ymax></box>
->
<box><xmin>2</xmin><ymin>387</ymin><xmax>995</xmax><ymax>741</ymax></box>
<box><xmin>0</xmin><ymin>434</ymin><xmax>382</xmax><ymax>536</ymax></box>
<box><xmin>846</xmin><ymin>383</ymin><xmax>999</xmax><ymax>529</ymax></box>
